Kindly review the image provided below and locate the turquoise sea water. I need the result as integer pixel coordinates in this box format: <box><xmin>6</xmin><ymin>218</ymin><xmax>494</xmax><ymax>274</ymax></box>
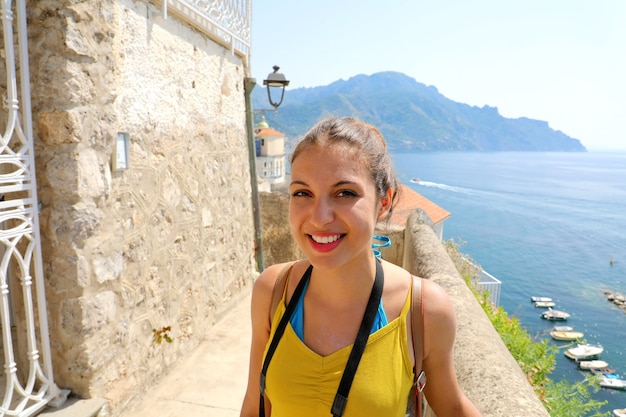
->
<box><xmin>392</xmin><ymin>151</ymin><xmax>626</xmax><ymax>415</ymax></box>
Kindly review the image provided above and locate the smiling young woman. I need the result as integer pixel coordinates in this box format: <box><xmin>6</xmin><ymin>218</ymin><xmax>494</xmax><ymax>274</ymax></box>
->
<box><xmin>240</xmin><ymin>117</ymin><xmax>482</xmax><ymax>417</ymax></box>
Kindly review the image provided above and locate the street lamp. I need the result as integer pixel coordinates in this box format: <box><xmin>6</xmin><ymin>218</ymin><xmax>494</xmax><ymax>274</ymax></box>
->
<box><xmin>263</xmin><ymin>65</ymin><xmax>290</xmax><ymax>111</ymax></box>
<box><xmin>244</xmin><ymin>66</ymin><xmax>290</xmax><ymax>272</ymax></box>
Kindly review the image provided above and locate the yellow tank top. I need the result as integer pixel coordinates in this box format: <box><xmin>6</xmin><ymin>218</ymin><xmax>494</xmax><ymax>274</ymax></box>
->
<box><xmin>263</xmin><ymin>281</ymin><xmax>415</xmax><ymax>417</ymax></box>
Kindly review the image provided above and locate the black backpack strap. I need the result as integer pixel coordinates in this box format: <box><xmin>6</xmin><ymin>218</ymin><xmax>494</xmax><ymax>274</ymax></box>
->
<box><xmin>331</xmin><ymin>260</ymin><xmax>384</xmax><ymax>417</ymax></box>
<box><xmin>259</xmin><ymin>264</ymin><xmax>312</xmax><ymax>417</ymax></box>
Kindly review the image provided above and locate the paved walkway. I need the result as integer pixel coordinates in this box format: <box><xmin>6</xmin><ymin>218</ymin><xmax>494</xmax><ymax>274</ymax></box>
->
<box><xmin>124</xmin><ymin>291</ymin><xmax>252</xmax><ymax>417</ymax></box>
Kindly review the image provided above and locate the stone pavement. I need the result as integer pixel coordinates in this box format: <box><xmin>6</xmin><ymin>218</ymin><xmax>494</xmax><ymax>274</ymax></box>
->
<box><xmin>123</xmin><ymin>290</ymin><xmax>252</xmax><ymax>417</ymax></box>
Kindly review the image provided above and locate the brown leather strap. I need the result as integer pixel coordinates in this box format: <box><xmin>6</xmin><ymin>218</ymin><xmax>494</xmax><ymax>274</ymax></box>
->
<box><xmin>411</xmin><ymin>275</ymin><xmax>425</xmax><ymax>417</ymax></box>
<box><xmin>269</xmin><ymin>262</ymin><xmax>296</xmax><ymax>322</ymax></box>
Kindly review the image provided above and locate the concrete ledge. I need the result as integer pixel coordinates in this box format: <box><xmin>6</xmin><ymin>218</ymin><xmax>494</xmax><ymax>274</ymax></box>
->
<box><xmin>403</xmin><ymin>212</ymin><xmax>550</xmax><ymax>417</ymax></box>
<box><xmin>39</xmin><ymin>397</ymin><xmax>107</xmax><ymax>417</ymax></box>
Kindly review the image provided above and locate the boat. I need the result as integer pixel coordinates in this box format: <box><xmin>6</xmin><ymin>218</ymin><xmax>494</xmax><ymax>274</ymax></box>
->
<box><xmin>600</xmin><ymin>377</ymin><xmax>626</xmax><ymax>390</ymax></box>
<box><xmin>613</xmin><ymin>408</ymin><xmax>626</xmax><ymax>417</ymax></box>
<box><xmin>535</xmin><ymin>300</ymin><xmax>555</xmax><ymax>308</ymax></box>
<box><xmin>410</xmin><ymin>177</ymin><xmax>420</xmax><ymax>184</ymax></box>
<box><xmin>589</xmin><ymin>367</ymin><xmax>619</xmax><ymax>378</ymax></box>
<box><xmin>591</xmin><ymin>368</ymin><xmax>618</xmax><ymax>375</ymax></box>
<box><xmin>552</xmin><ymin>325</ymin><xmax>573</xmax><ymax>332</ymax></box>
<box><xmin>550</xmin><ymin>330</ymin><xmax>584</xmax><ymax>341</ymax></box>
<box><xmin>531</xmin><ymin>296</ymin><xmax>552</xmax><ymax>302</ymax></box>
<box><xmin>564</xmin><ymin>344</ymin><xmax>604</xmax><ymax>360</ymax></box>
<box><xmin>578</xmin><ymin>360</ymin><xmax>609</xmax><ymax>370</ymax></box>
<box><xmin>594</xmin><ymin>370</ymin><xmax>621</xmax><ymax>378</ymax></box>
<box><xmin>541</xmin><ymin>309</ymin><xmax>570</xmax><ymax>321</ymax></box>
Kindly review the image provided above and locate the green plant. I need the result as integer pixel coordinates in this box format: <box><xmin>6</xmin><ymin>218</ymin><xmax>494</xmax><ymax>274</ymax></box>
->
<box><xmin>543</xmin><ymin>375</ymin><xmax>608</xmax><ymax>417</ymax></box>
<box><xmin>479</xmin><ymin>291</ymin><xmax>556</xmax><ymax>390</ymax></box>
<box><xmin>152</xmin><ymin>326</ymin><xmax>173</xmax><ymax>345</ymax></box>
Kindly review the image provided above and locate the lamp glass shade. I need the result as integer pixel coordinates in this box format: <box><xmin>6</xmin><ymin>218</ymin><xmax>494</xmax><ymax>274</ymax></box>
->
<box><xmin>263</xmin><ymin>65</ymin><xmax>290</xmax><ymax>87</ymax></box>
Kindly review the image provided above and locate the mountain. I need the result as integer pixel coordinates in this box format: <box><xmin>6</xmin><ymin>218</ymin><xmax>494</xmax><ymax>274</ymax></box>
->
<box><xmin>252</xmin><ymin>71</ymin><xmax>586</xmax><ymax>152</ymax></box>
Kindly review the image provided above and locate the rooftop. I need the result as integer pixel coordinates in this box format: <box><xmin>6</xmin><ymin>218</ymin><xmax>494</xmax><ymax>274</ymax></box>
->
<box><xmin>389</xmin><ymin>183</ymin><xmax>451</xmax><ymax>227</ymax></box>
<box><xmin>255</xmin><ymin>127</ymin><xmax>284</xmax><ymax>137</ymax></box>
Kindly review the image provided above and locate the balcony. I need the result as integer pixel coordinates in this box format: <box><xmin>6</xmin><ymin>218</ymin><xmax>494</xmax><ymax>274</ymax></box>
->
<box><xmin>153</xmin><ymin>0</ymin><xmax>251</xmax><ymax>65</ymax></box>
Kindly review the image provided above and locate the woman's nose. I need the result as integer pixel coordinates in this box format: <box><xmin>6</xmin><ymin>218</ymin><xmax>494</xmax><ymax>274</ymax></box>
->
<box><xmin>310</xmin><ymin>198</ymin><xmax>334</xmax><ymax>227</ymax></box>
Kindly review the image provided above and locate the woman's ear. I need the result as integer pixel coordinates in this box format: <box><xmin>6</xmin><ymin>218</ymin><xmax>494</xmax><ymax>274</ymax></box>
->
<box><xmin>377</xmin><ymin>188</ymin><xmax>393</xmax><ymax>220</ymax></box>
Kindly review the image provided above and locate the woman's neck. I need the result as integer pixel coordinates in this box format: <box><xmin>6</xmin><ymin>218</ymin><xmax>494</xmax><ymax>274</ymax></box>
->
<box><xmin>306</xmin><ymin>255</ymin><xmax>379</xmax><ymax>306</ymax></box>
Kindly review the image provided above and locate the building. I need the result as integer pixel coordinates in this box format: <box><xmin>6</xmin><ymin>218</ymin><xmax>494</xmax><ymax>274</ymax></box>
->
<box><xmin>389</xmin><ymin>184</ymin><xmax>451</xmax><ymax>240</ymax></box>
<box><xmin>254</xmin><ymin>116</ymin><xmax>287</xmax><ymax>187</ymax></box>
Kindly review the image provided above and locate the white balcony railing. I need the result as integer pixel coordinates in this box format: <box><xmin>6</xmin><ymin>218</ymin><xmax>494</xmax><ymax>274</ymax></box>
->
<box><xmin>1</xmin><ymin>1</ymin><xmax>69</xmax><ymax>416</ymax></box>
<box><xmin>478</xmin><ymin>269</ymin><xmax>502</xmax><ymax>307</ymax></box>
<box><xmin>153</xmin><ymin>0</ymin><xmax>251</xmax><ymax>66</ymax></box>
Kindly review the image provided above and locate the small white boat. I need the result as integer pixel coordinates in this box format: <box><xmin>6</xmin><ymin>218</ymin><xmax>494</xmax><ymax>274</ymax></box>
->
<box><xmin>410</xmin><ymin>177</ymin><xmax>420</xmax><ymax>184</ymax></box>
<box><xmin>578</xmin><ymin>360</ymin><xmax>609</xmax><ymax>370</ymax></box>
<box><xmin>613</xmin><ymin>408</ymin><xmax>626</xmax><ymax>417</ymax></box>
<box><xmin>535</xmin><ymin>300</ymin><xmax>556</xmax><ymax>308</ymax></box>
<box><xmin>564</xmin><ymin>344</ymin><xmax>604</xmax><ymax>360</ymax></box>
<box><xmin>541</xmin><ymin>309</ymin><xmax>570</xmax><ymax>321</ymax></box>
<box><xmin>552</xmin><ymin>325</ymin><xmax>573</xmax><ymax>332</ymax></box>
<box><xmin>550</xmin><ymin>331</ymin><xmax>584</xmax><ymax>341</ymax></box>
<box><xmin>600</xmin><ymin>377</ymin><xmax>626</xmax><ymax>390</ymax></box>
<box><xmin>531</xmin><ymin>296</ymin><xmax>552</xmax><ymax>302</ymax></box>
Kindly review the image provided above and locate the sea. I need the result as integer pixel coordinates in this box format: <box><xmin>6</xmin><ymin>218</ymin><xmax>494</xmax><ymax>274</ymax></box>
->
<box><xmin>391</xmin><ymin>151</ymin><xmax>626</xmax><ymax>416</ymax></box>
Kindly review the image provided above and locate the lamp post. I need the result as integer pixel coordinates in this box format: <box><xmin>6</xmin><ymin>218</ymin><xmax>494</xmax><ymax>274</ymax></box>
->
<box><xmin>244</xmin><ymin>66</ymin><xmax>290</xmax><ymax>272</ymax></box>
<box><xmin>263</xmin><ymin>65</ymin><xmax>290</xmax><ymax>110</ymax></box>
<box><xmin>254</xmin><ymin>66</ymin><xmax>291</xmax><ymax>123</ymax></box>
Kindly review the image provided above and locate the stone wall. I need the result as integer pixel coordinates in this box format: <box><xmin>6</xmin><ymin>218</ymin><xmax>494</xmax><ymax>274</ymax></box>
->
<box><xmin>259</xmin><ymin>191</ymin><xmax>302</xmax><ymax>267</ymax></box>
<box><xmin>26</xmin><ymin>0</ymin><xmax>255</xmax><ymax>412</ymax></box>
<box><xmin>260</xmin><ymin>193</ymin><xmax>551</xmax><ymax>416</ymax></box>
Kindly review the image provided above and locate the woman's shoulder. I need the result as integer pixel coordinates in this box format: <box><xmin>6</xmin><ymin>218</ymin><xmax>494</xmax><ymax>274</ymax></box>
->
<box><xmin>253</xmin><ymin>260</ymin><xmax>310</xmax><ymax>302</ymax></box>
<box><xmin>379</xmin><ymin>260</ymin><xmax>413</xmax><ymax>319</ymax></box>
<box><xmin>253</xmin><ymin>262</ymin><xmax>290</xmax><ymax>299</ymax></box>
<box><xmin>379</xmin><ymin>260</ymin><xmax>413</xmax><ymax>292</ymax></box>
<box><xmin>380</xmin><ymin>262</ymin><xmax>455</xmax><ymax>321</ymax></box>
<box><xmin>256</xmin><ymin>259</ymin><xmax>310</xmax><ymax>284</ymax></box>
<box><xmin>418</xmin><ymin>278</ymin><xmax>457</xmax><ymax>347</ymax></box>
<box><xmin>253</xmin><ymin>260</ymin><xmax>311</xmax><ymax>323</ymax></box>
<box><xmin>421</xmin><ymin>279</ymin><xmax>454</xmax><ymax>314</ymax></box>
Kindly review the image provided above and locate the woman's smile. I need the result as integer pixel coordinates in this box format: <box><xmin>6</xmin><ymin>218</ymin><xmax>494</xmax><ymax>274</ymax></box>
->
<box><xmin>307</xmin><ymin>233</ymin><xmax>346</xmax><ymax>253</ymax></box>
<box><xmin>308</xmin><ymin>234</ymin><xmax>344</xmax><ymax>244</ymax></box>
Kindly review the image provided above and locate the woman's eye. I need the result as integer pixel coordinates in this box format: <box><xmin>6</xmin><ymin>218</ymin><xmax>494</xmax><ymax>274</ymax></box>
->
<box><xmin>337</xmin><ymin>190</ymin><xmax>358</xmax><ymax>198</ymax></box>
<box><xmin>291</xmin><ymin>190</ymin><xmax>310</xmax><ymax>198</ymax></box>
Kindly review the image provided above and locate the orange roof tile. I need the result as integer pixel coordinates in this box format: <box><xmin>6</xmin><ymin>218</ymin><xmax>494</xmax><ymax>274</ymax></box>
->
<box><xmin>255</xmin><ymin>127</ymin><xmax>284</xmax><ymax>137</ymax></box>
<box><xmin>388</xmin><ymin>184</ymin><xmax>451</xmax><ymax>227</ymax></box>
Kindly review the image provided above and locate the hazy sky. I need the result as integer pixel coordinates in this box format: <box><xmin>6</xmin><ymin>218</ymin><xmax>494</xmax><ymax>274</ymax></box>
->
<box><xmin>251</xmin><ymin>0</ymin><xmax>626</xmax><ymax>151</ymax></box>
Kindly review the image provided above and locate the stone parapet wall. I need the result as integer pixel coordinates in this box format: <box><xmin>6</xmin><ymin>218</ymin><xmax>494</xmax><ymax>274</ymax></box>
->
<box><xmin>26</xmin><ymin>0</ymin><xmax>255</xmax><ymax>413</ymax></box>
<box><xmin>260</xmin><ymin>192</ymin><xmax>550</xmax><ymax>416</ymax></box>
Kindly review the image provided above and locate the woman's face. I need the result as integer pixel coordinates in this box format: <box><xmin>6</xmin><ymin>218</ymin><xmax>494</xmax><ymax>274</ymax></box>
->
<box><xmin>289</xmin><ymin>143</ymin><xmax>389</xmax><ymax>270</ymax></box>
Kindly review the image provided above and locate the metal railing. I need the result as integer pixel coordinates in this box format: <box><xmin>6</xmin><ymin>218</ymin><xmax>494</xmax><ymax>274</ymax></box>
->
<box><xmin>153</xmin><ymin>0</ymin><xmax>251</xmax><ymax>66</ymax></box>
<box><xmin>478</xmin><ymin>269</ymin><xmax>502</xmax><ymax>307</ymax></box>
<box><xmin>1</xmin><ymin>1</ymin><xmax>68</xmax><ymax>416</ymax></box>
